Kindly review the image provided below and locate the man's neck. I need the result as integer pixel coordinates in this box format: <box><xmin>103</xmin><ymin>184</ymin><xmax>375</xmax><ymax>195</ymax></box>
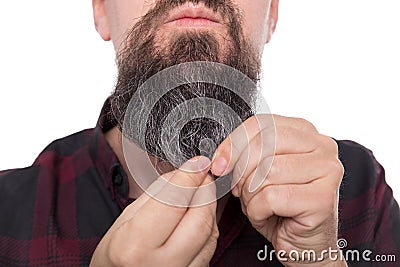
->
<box><xmin>104</xmin><ymin>126</ymin><xmax>229</xmax><ymax>223</ymax></box>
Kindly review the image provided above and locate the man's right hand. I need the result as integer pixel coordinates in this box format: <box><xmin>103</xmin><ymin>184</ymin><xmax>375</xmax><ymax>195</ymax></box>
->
<box><xmin>90</xmin><ymin>156</ymin><xmax>219</xmax><ymax>267</ymax></box>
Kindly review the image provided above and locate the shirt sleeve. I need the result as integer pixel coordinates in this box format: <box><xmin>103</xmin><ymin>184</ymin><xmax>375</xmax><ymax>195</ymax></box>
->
<box><xmin>337</xmin><ymin>140</ymin><xmax>400</xmax><ymax>266</ymax></box>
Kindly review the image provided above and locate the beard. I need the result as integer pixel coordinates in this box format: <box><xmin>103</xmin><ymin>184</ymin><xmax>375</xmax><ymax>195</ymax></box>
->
<box><xmin>110</xmin><ymin>0</ymin><xmax>262</xmax><ymax>168</ymax></box>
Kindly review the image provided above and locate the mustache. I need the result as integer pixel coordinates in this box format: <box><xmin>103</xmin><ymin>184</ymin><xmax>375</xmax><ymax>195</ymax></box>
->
<box><xmin>118</xmin><ymin>0</ymin><xmax>243</xmax><ymax>55</ymax></box>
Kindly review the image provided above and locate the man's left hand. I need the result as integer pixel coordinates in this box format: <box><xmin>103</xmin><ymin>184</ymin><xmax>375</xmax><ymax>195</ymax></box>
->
<box><xmin>211</xmin><ymin>115</ymin><xmax>347</xmax><ymax>267</ymax></box>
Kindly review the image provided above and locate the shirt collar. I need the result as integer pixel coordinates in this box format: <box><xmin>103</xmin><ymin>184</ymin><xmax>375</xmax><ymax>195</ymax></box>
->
<box><xmin>89</xmin><ymin>98</ymin><xmax>133</xmax><ymax>210</ymax></box>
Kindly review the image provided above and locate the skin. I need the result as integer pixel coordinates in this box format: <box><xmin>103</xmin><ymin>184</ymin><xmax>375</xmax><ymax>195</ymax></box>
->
<box><xmin>91</xmin><ymin>0</ymin><xmax>348</xmax><ymax>266</ymax></box>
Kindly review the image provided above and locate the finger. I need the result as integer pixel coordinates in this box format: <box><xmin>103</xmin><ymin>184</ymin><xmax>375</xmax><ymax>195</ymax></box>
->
<box><xmin>210</xmin><ymin>114</ymin><xmax>271</xmax><ymax>176</ymax></box>
<box><xmin>187</xmin><ymin>221</ymin><xmax>218</xmax><ymax>267</ymax></box>
<box><xmin>245</xmin><ymin>181</ymin><xmax>339</xmax><ymax>231</ymax></box>
<box><xmin>213</xmin><ymin>124</ymin><xmax>320</xmax><ymax>177</ymax></box>
<box><xmin>236</xmin><ymin>154</ymin><xmax>336</xmax><ymax>200</ymax></box>
<box><xmin>272</xmin><ymin>114</ymin><xmax>318</xmax><ymax>133</ymax></box>
<box><xmin>110</xmin><ymin>171</ymin><xmax>178</xmax><ymax>232</ymax></box>
<box><xmin>125</xmin><ymin>156</ymin><xmax>212</xmax><ymax>248</ymax></box>
<box><xmin>164</xmin><ymin>174</ymin><xmax>218</xmax><ymax>266</ymax></box>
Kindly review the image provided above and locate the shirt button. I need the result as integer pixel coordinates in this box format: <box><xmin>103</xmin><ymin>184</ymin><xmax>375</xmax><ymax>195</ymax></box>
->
<box><xmin>113</xmin><ymin>172</ymin><xmax>123</xmax><ymax>186</ymax></box>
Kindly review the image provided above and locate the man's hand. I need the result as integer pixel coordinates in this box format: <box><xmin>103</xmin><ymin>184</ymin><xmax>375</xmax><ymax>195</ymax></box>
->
<box><xmin>211</xmin><ymin>115</ymin><xmax>346</xmax><ymax>267</ymax></box>
<box><xmin>90</xmin><ymin>156</ymin><xmax>219</xmax><ymax>267</ymax></box>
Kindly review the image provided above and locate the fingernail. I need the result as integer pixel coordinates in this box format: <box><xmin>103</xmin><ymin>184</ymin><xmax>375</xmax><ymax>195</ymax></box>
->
<box><xmin>213</xmin><ymin>156</ymin><xmax>227</xmax><ymax>176</ymax></box>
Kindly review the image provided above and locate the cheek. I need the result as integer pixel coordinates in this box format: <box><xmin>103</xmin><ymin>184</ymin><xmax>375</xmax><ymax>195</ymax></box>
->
<box><xmin>240</xmin><ymin>0</ymin><xmax>270</xmax><ymax>49</ymax></box>
<box><xmin>107</xmin><ymin>0</ymin><xmax>157</xmax><ymax>48</ymax></box>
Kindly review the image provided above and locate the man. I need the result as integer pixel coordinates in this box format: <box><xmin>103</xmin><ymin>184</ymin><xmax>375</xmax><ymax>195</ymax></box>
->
<box><xmin>0</xmin><ymin>0</ymin><xmax>399</xmax><ymax>267</ymax></box>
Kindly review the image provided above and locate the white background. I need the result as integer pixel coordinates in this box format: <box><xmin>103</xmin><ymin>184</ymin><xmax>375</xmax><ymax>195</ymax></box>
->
<box><xmin>0</xmin><ymin>0</ymin><xmax>399</xmax><ymax>200</ymax></box>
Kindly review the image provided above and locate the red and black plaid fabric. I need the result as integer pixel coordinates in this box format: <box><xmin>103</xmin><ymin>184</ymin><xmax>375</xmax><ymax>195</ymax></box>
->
<box><xmin>0</xmin><ymin>100</ymin><xmax>399</xmax><ymax>266</ymax></box>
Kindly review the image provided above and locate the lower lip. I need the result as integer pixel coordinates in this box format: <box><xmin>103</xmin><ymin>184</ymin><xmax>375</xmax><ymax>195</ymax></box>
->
<box><xmin>166</xmin><ymin>17</ymin><xmax>220</xmax><ymax>27</ymax></box>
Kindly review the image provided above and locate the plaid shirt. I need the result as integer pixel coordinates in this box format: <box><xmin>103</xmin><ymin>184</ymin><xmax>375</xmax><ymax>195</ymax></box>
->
<box><xmin>0</xmin><ymin>100</ymin><xmax>399</xmax><ymax>266</ymax></box>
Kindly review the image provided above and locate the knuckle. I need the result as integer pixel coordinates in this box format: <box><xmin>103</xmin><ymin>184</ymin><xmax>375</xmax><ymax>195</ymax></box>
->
<box><xmin>211</xmin><ymin>223</ymin><xmax>220</xmax><ymax>240</ymax></box>
<box><xmin>320</xmin><ymin>136</ymin><xmax>339</xmax><ymax>154</ymax></box>
<box><xmin>263</xmin><ymin>186</ymin><xmax>277</xmax><ymax>207</ymax></box>
<box><xmin>302</xmin><ymin>216</ymin><xmax>323</xmax><ymax>230</ymax></box>
<box><xmin>246</xmin><ymin>202</ymin><xmax>262</xmax><ymax>222</ymax></box>
<box><xmin>108</xmin><ymin>237</ymin><xmax>143</xmax><ymax>266</ymax></box>
<box><xmin>108</xmin><ymin>249</ymin><xmax>126</xmax><ymax>266</ymax></box>
<box><xmin>245</xmin><ymin>199</ymin><xmax>258</xmax><ymax>221</ymax></box>
<box><xmin>328</xmin><ymin>138</ymin><xmax>339</xmax><ymax>153</ymax></box>
<box><xmin>247</xmin><ymin>187</ymin><xmax>274</xmax><ymax>222</ymax></box>
<box><xmin>335</xmin><ymin>160</ymin><xmax>345</xmax><ymax>180</ymax></box>
<box><xmin>295</xmin><ymin>117</ymin><xmax>317</xmax><ymax>132</ymax></box>
<box><xmin>327</xmin><ymin>158</ymin><xmax>345</xmax><ymax>181</ymax></box>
